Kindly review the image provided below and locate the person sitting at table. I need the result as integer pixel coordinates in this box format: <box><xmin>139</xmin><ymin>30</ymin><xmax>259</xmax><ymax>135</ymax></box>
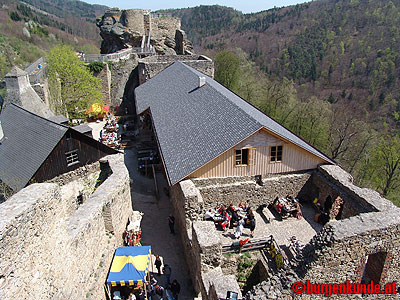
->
<box><xmin>204</xmin><ymin>208</ymin><xmax>216</xmax><ymax>221</ymax></box>
<box><xmin>219</xmin><ymin>210</ymin><xmax>231</xmax><ymax>231</ymax></box>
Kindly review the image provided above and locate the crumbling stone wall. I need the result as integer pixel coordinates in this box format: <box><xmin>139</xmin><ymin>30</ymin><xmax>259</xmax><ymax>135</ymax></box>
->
<box><xmin>109</xmin><ymin>57</ymin><xmax>139</xmax><ymax>107</ymax></box>
<box><xmin>0</xmin><ymin>154</ymin><xmax>132</xmax><ymax>300</ymax></box>
<box><xmin>302</xmin><ymin>165</ymin><xmax>397</xmax><ymax>219</ymax></box>
<box><xmin>248</xmin><ymin>210</ymin><xmax>400</xmax><ymax>300</ymax></box>
<box><xmin>138</xmin><ymin>55</ymin><xmax>214</xmax><ymax>84</ymax></box>
<box><xmin>152</xmin><ymin>16</ymin><xmax>181</xmax><ymax>39</ymax></box>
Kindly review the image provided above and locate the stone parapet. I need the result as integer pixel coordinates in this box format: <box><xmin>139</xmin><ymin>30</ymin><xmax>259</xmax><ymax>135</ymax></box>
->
<box><xmin>138</xmin><ymin>55</ymin><xmax>214</xmax><ymax>84</ymax></box>
<box><xmin>318</xmin><ymin>165</ymin><xmax>397</xmax><ymax>213</ymax></box>
<box><xmin>0</xmin><ymin>153</ymin><xmax>132</xmax><ymax>299</ymax></box>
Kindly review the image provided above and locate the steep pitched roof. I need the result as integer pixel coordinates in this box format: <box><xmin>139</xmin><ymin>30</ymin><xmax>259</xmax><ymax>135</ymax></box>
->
<box><xmin>135</xmin><ymin>61</ymin><xmax>334</xmax><ymax>185</ymax></box>
<box><xmin>0</xmin><ymin>104</ymin><xmax>68</xmax><ymax>191</ymax></box>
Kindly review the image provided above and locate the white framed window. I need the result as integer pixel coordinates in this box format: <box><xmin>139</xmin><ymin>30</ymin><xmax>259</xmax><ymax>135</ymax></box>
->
<box><xmin>66</xmin><ymin>150</ymin><xmax>79</xmax><ymax>167</ymax></box>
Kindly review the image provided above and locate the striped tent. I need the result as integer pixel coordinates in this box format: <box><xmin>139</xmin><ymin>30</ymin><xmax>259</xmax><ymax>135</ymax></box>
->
<box><xmin>107</xmin><ymin>246</ymin><xmax>151</xmax><ymax>287</ymax></box>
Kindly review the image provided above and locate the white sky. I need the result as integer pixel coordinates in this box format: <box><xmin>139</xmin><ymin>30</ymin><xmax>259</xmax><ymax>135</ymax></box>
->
<box><xmin>84</xmin><ymin>0</ymin><xmax>312</xmax><ymax>14</ymax></box>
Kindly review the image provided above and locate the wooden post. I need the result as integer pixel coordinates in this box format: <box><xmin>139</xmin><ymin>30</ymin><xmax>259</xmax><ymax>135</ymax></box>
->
<box><xmin>104</xmin><ymin>284</ymin><xmax>111</xmax><ymax>300</ymax></box>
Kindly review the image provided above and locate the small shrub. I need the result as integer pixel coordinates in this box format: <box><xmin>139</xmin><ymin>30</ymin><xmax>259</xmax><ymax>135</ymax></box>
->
<box><xmin>10</xmin><ymin>12</ymin><xmax>21</xmax><ymax>22</ymax></box>
<box><xmin>87</xmin><ymin>61</ymin><xmax>105</xmax><ymax>73</ymax></box>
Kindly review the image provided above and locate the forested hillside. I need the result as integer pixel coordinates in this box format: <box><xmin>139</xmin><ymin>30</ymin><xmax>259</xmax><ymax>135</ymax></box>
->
<box><xmin>160</xmin><ymin>1</ymin><xmax>400</xmax><ymax>204</ymax></box>
<box><xmin>0</xmin><ymin>0</ymin><xmax>106</xmax><ymax>84</ymax></box>
<box><xmin>161</xmin><ymin>1</ymin><xmax>400</xmax><ymax>129</ymax></box>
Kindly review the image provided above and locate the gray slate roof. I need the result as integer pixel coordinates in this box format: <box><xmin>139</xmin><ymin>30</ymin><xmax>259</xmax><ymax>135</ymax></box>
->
<box><xmin>72</xmin><ymin>123</ymin><xmax>92</xmax><ymax>134</ymax></box>
<box><xmin>135</xmin><ymin>61</ymin><xmax>334</xmax><ymax>185</ymax></box>
<box><xmin>0</xmin><ymin>104</ymin><xmax>67</xmax><ymax>191</ymax></box>
<box><xmin>48</xmin><ymin>115</ymin><xmax>69</xmax><ymax>125</ymax></box>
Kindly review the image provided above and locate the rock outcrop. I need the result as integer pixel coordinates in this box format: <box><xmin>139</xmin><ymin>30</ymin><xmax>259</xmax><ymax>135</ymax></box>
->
<box><xmin>96</xmin><ymin>8</ymin><xmax>193</xmax><ymax>55</ymax></box>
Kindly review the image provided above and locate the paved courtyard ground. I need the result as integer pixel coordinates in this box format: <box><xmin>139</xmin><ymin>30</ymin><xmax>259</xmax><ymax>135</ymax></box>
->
<box><xmin>124</xmin><ymin>147</ymin><xmax>195</xmax><ymax>299</ymax></box>
<box><xmin>218</xmin><ymin>202</ymin><xmax>323</xmax><ymax>249</ymax></box>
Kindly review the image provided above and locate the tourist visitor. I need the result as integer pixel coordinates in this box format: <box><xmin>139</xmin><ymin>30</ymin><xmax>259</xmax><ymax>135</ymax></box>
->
<box><xmin>163</xmin><ymin>264</ymin><xmax>172</xmax><ymax>286</ymax></box>
<box><xmin>234</xmin><ymin>218</ymin><xmax>245</xmax><ymax>239</ymax></box>
<box><xmin>247</xmin><ymin>209</ymin><xmax>256</xmax><ymax>237</ymax></box>
<box><xmin>155</xmin><ymin>255</ymin><xmax>162</xmax><ymax>275</ymax></box>
<box><xmin>168</xmin><ymin>214</ymin><xmax>175</xmax><ymax>234</ymax></box>
<box><xmin>170</xmin><ymin>279</ymin><xmax>181</xmax><ymax>300</ymax></box>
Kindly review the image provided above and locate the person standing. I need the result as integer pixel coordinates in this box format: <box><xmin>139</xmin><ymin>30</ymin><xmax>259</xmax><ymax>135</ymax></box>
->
<box><xmin>168</xmin><ymin>215</ymin><xmax>175</xmax><ymax>234</ymax></box>
<box><xmin>170</xmin><ymin>279</ymin><xmax>181</xmax><ymax>300</ymax></box>
<box><xmin>155</xmin><ymin>255</ymin><xmax>162</xmax><ymax>275</ymax></box>
<box><xmin>163</xmin><ymin>264</ymin><xmax>172</xmax><ymax>286</ymax></box>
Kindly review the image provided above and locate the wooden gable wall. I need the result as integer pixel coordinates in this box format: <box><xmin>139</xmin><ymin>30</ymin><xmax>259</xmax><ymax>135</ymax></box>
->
<box><xmin>32</xmin><ymin>128</ymin><xmax>117</xmax><ymax>183</ymax></box>
<box><xmin>187</xmin><ymin>129</ymin><xmax>327</xmax><ymax>179</ymax></box>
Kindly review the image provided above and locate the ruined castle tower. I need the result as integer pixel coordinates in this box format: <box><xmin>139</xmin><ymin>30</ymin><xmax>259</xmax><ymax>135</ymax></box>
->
<box><xmin>4</xmin><ymin>67</ymin><xmax>54</xmax><ymax>119</ymax></box>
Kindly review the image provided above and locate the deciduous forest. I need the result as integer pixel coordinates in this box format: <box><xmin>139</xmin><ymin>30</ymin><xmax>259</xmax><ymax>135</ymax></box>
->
<box><xmin>162</xmin><ymin>1</ymin><xmax>400</xmax><ymax>204</ymax></box>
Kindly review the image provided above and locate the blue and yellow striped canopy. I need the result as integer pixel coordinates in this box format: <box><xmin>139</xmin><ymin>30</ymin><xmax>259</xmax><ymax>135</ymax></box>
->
<box><xmin>107</xmin><ymin>246</ymin><xmax>151</xmax><ymax>286</ymax></box>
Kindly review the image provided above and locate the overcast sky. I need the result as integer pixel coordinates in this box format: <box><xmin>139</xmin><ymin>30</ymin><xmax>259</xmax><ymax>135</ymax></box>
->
<box><xmin>84</xmin><ymin>0</ymin><xmax>312</xmax><ymax>14</ymax></box>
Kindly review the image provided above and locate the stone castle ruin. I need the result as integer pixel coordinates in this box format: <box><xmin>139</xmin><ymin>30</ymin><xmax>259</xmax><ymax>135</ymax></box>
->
<box><xmin>1</xmin><ymin>7</ymin><xmax>400</xmax><ymax>300</ymax></box>
<box><xmin>96</xmin><ymin>8</ymin><xmax>193</xmax><ymax>55</ymax></box>
<box><xmin>171</xmin><ymin>165</ymin><xmax>400</xmax><ymax>299</ymax></box>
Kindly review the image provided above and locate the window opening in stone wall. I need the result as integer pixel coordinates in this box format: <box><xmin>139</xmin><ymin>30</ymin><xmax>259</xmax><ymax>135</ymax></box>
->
<box><xmin>361</xmin><ymin>252</ymin><xmax>387</xmax><ymax>284</ymax></box>
<box><xmin>66</xmin><ymin>150</ymin><xmax>79</xmax><ymax>167</ymax></box>
<box><xmin>235</xmin><ymin>148</ymin><xmax>256</xmax><ymax>166</ymax></box>
<box><xmin>270</xmin><ymin>145</ymin><xmax>283</xmax><ymax>162</ymax></box>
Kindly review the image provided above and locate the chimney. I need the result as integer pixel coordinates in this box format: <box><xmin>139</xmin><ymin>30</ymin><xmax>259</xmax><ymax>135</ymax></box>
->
<box><xmin>199</xmin><ymin>76</ymin><xmax>206</xmax><ymax>88</ymax></box>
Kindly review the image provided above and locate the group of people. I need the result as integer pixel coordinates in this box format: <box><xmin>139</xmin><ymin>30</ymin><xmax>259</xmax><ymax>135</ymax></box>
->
<box><xmin>204</xmin><ymin>202</ymin><xmax>256</xmax><ymax>238</ymax></box>
<box><xmin>273</xmin><ymin>195</ymin><xmax>302</xmax><ymax>219</ymax></box>
<box><xmin>99</xmin><ymin>115</ymin><xmax>121</xmax><ymax>149</ymax></box>
<box><xmin>151</xmin><ymin>256</ymin><xmax>180</xmax><ymax>300</ymax></box>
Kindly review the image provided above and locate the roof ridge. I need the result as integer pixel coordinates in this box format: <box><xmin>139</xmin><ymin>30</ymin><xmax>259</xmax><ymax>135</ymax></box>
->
<box><xmin>175</xmin><ymin>62</ymin><xmax>334</xmax><ymax>164</ymax></box>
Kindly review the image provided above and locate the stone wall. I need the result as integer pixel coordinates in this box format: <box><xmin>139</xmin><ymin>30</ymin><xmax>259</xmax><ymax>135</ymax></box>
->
<box><xmin>138</xmin><ymin>55</ymin><xmax>214</xmax><ymax>84</ymax></box>
<box><xmin>302</xmin><ymin>165</ymin><xmax>398</xmax><ymax>219</ymax></box>
<box><xmin>4</xmin><ymin>67</ymin><xmax>54</xmax><ymax>119</ymax></box>
<box><xmin>247</xmin><ymin>166</ymin><xmax>400</xmax><ymax>300</ymax></box>
<box><xmin>109</xmin><ymin>57</ymin><xmax>139</xmax><ymax>107</ymax></box>
<box><xmin>94</xmin><ymin>63</ymin><xmax>112</xmax><ymax>106</ymax></box>
<box><xmin>195</xmin><ymin>172</ymin><xmax>312</xmax><ymax>215</ymax></box>
<box><xmin>152</xmin><ymin>17</ymin><xmax>181</xmax><ymax>39</ymax></box>
<box><xmin>170</xmin><ymin>184</ymin><xmax>241</xmax><ymax>300</ymax></box>
<box><xmin>300</xmin><ymin>211</ymin><xmax>400</xmax><ymax>289</ymax></box>
<box><xmin>0</xmin><ymin>154</ymin><xmax>132</xmax><ymax>300</ymax></box>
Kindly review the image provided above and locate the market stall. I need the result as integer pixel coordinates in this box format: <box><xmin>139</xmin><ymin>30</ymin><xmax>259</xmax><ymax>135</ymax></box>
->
<box><xmin>106</xmin><ymin>246</ymin><xmax>152</xmax><ymax>300</ymax></box>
